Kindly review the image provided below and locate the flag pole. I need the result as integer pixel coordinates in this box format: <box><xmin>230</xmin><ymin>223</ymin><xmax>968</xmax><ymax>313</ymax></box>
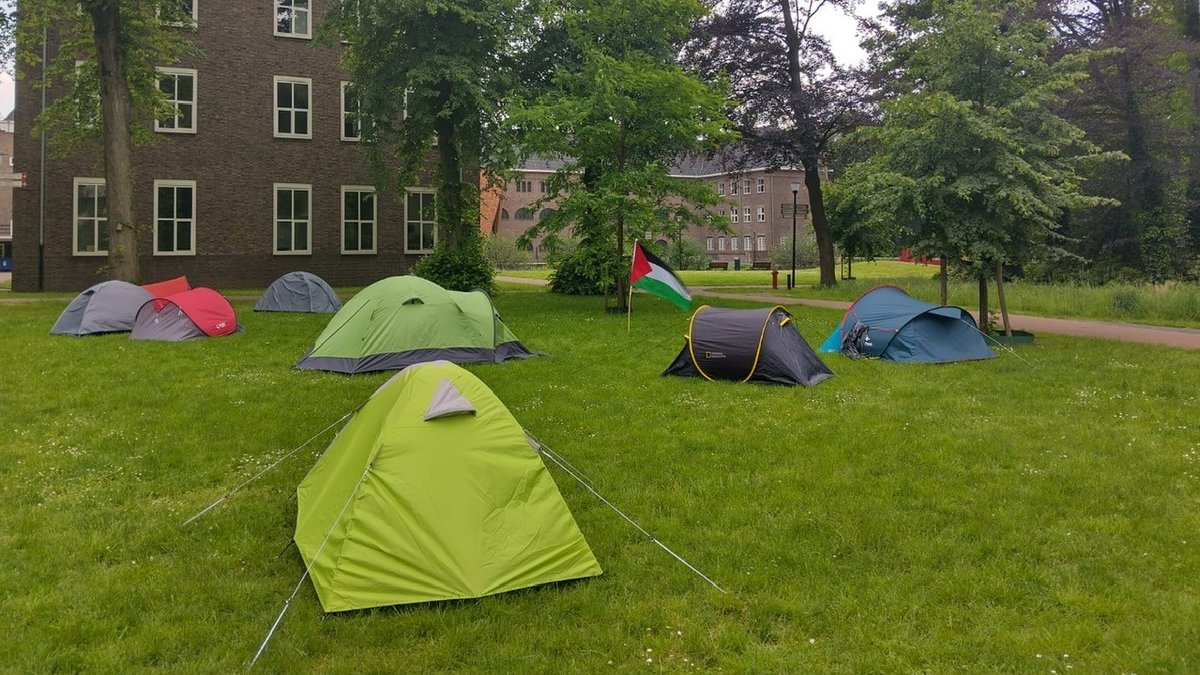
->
<box><xmin>627</xmin><ymin>283</ymin><xmax>633</xmax><ymax>335</ymax></box>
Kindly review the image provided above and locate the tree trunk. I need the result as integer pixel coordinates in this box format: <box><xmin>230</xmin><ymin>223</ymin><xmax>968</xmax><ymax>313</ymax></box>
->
<box><xmin>995</xmin><ymin>262</ymin><xmax>1011</xmax><ymax>337</ymax></box>
<box><xmin>434</xmin><ymin>105</ymin><xmax>464</xmax><ymax>252</ymax></box>
<box><xmin>616</xmin><ymin>210</ymin><xmax>627</xmax><ymax>311</ymax></box>
<box><xmin>89</xmin><ymin>1</ymin><xmax>138</xmax><ymax>282</ymax></box>
<box><xmin>939</xmin><ymin>257</ymin><xmax>948</xmax><ymax>306</ymax></box>
<box><xmin>977</xmin><ymin>273</ymin><xmax>989</xmax><ymax>335</ymax></box>
<box><xmin>803</xmin><ymin>158</ymin><xmax>836</xmax><ymax>286</ymax></box>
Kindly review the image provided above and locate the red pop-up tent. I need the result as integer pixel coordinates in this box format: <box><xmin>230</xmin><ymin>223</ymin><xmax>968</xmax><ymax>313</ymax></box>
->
<box><xmin>131</xmin><ymin>288</ymin><xmax>239</xmax><ymax>341</ymax></box>
<box><xmin>141</xmin><ymin>275</ymin><xmax>191</xmax><ymax>298</ymax></box>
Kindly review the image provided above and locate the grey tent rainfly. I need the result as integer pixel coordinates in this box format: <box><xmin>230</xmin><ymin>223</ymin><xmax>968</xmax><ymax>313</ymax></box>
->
<box><xmin>254</xmin><ymin>272</ymin><xmax>341</xmax><ymax>313</ymax></box>
<box><xmin>130</xmin><ymin>288</ymin><xmax>241</xmax><ymax>341</ymax></box>
<box><xmin>51</xmin><ymin>281</ymin><xmax>154</xmax><ymax>336</ymax></box>
<box><xmin>664</xmin><ymin>305</ymin><xmax>834</xmax><ymax>386</ymax></box>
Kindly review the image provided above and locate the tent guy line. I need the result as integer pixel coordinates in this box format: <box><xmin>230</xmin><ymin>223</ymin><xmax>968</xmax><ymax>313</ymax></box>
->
<box><xmin>182</xmin><ymin>408</ymin><xmax>360</xmax><ymax>527</ymax></box>
<box><xmin>529</xmin><ymin>433</ymin><xmax>728</xmax><ymax>594</ymax></box>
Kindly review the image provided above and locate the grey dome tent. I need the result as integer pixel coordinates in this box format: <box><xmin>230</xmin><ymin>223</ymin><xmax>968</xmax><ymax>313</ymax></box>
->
<box><xmin>818</xmin><ymin>285</ymin><xmax>994</xmax><ymax>363</ymax></box>
<box><xmin>51</xmin><ymin>281</ymin><xmax>154</xmax><ymax>336</ymax></box>
<box><xmin>254</xmin><ymin>271</ymin><xmax>341</xmax><ymax>313</ymax></box>
<box><xmin>664</xmin><ymin>305</ymin><xmax>834</xmax><ymax>386</ymax></box>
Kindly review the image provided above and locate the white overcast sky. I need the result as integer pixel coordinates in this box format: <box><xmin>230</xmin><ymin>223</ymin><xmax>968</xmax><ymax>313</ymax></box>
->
<box><xmin>0</xmin><ymin>1</ymin><xmax>881</xmax><ymax>120</ymax></box>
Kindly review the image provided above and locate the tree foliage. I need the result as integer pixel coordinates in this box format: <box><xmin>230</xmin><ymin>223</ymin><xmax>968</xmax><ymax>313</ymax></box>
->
<box><xmin>512</xmin><ymin>0</ymin><xmax>734</xmax><ymax>306</ymax></box>
<box><xmin>325</xmin><ymin>0</ymin><xmax>532</xmax><ymax>291</ymax></box>
<box><xmin>16</xmin><ymin>0</ymin><xmax>196</xmax><ymax>282</ymax></box>
<box><xmin>686</xmin><ymin>0</ymin><xmax>871</xmax><ymax>286</ymax></box>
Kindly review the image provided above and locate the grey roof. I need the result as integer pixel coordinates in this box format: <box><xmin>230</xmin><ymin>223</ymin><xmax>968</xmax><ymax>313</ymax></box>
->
<box><xmin>517</xmin><ymin>145</ymin><xmax>773</xmax><ymax>177</ymax></box>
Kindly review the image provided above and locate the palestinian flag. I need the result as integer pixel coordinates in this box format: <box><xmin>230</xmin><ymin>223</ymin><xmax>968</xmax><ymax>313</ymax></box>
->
<box><xmin>629</xmin><ymin>241</ymin><xmax>692</xmax><ymax>311</ymax></box>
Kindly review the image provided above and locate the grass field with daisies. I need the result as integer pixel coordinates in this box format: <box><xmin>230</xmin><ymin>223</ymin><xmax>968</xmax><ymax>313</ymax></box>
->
<box><xmin>2</xmin><ymin>282</ymin><xmax>1199</xmax><ymax>671</ymax></box>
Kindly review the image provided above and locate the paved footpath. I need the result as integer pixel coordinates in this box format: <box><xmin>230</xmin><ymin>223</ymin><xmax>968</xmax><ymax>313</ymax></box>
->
<box><xmin>497</xmin><ymin>275</ymin><xmax>1200</xmax><ymax>350</ymax></box>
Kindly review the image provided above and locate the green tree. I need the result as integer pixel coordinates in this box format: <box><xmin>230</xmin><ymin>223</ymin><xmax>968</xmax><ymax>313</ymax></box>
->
<box><xmin>17</xmin><ymin>1</ymin><xmax>196</xmax><ymax>282</ymax></box>
<box><xmin>325</xmin><ymin>0</ymin><xmax>530</xmax><ymax>291</ymax></box>
<box><xmin>512</xmin><ymin>0</ymin><xmax>734</xmax><ymax>309</ymax></box>
<box><xmin>842</xmin><ymin>0</ymin><xmax>1118</xmax><ymax>330</ymax></box>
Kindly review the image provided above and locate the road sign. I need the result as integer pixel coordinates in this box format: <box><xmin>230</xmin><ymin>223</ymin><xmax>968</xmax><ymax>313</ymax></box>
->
<box><xmin>0</xmin><ymin>173</ymin><xmax>26</xmax><ymax>189</ymax></box>
<box><xmin>780</xmin><ymin>203</ymin><xmax>809</xmax><ymax>218</ymax></box>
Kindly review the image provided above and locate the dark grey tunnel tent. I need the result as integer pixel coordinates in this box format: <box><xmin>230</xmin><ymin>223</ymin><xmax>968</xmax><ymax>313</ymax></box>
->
<box><xmin>51</xmin><ymin>280</ymin><xmax>154</xmax><ymax>336</ymax></box>
<box><xmin>664</xmin><ymin>305</ymin><xmax>834</xmax><ymax>386</ymax></box>
<box><xmin>254</xmin><ymin>271</ymin><xmax>341</xmax><ymax>313</ymax></box>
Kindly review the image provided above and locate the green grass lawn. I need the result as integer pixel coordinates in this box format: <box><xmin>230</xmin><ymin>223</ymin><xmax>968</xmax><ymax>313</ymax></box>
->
<box><xmin>3</xmin><ymin>290</ymin><xmax>1200</xmax><ymax>671</ymax></box>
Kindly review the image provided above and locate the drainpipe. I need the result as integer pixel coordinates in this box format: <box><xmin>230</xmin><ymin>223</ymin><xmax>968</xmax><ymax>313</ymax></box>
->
<box><xmin>37</xmin><ymin>26</ymin><xmax>47</xmax><ymax>291</ymax></box>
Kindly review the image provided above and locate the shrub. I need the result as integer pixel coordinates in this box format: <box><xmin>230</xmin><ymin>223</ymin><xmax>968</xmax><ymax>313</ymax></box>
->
<box><xmin>771</xmin><ymin>230</ymin><xmax>820</xmax><ymax>270</ymax></box>
<box><xmin>548</xmin><ymin>243</ymin><xmax>619</xmax><ymax>295</ymax></box>
<box><xmin>411</xmin><ymin>239</ymin><xmax>495</xmax><ymax>293</ymax></box>
<box><xmin>654</xmin><ymin>237</ymin><xmax>709</xmax><ymax>270</ymax></box>
<box><xmin>1110</xmin><ymin>287</ymin><xmax>1143</xmax><ymax>318</ymax></box>
<box><xmin>484</xmin><ymin>235</ymin><xmax>534</xmax><ymax>270</ymax></box>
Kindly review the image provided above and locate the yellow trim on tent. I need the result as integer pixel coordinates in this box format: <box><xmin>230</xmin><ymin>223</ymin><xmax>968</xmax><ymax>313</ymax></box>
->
<box><xmin>686</xmin><ymin>305</ymin><xmax>716</xmax><ymax>381</ymax></box>
<box><xmin>687</xmin><ymin>305</ymin><xmax>789</xmax><ymax>383</ymax></box>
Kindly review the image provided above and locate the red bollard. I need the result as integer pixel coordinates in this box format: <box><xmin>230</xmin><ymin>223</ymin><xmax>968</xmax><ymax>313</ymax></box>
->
<box><xmin>771</xmin><ymin>270</ymin><xmax>779</xmax><ymax>289</ymax></box>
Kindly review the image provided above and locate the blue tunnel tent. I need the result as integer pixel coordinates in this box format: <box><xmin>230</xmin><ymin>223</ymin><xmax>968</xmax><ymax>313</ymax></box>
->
<box><xmin>819</xmin><ymin>285</ymin><xmax>994</xmax><ymax>363</ymax></box>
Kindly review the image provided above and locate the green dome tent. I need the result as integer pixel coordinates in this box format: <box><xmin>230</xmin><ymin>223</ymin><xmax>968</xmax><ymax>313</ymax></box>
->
<box><xmin>295</xmin><ymin>361</ymin><xmax>602</xmax><ymax>612</ymax></box>
<box><xmin>294</xmin><ymin>276</ymin><xmax>536</xmax><ymax>374</ymax></box>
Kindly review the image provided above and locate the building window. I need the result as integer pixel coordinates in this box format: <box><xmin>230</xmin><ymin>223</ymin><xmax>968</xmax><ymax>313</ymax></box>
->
<box><xmin>274</xmin><ymin>183</ymin><xmax>311</xmax><ymax>254</ymax></box>
<box><xmin>515</xmin><ymin>208</ymin><xmax>534</xmax><ymax>220</ymax></box>
<box><xmin>757</xmin><ymin>206</ymin><xmax>765</xmax><ymax>222</ymax></box>
<box><xmin>274</xmin><ymin>76</ymin><xmax>312</xmax><ymax>139</ymax></box>
<box><xmin>744</xmin><ymin>207</ymin><xmax>751</xmax><ymax>222</ymax></box>
<box><xmin>718</xmin><ymin>237</ymin><xmax>726</xmax><ymax>251</ymax></box>
<box><xmin>275</xmin><ymin>0</ymin><xmax>311</xmax><ymax>38</ymax></box>
<box><xmin>756</xmin><ymin>178</ymin><xmax>765</xmax><ymax>193</ymax></box>
<box><xmin>73</xmin><ymin>61</ymin><xmax>100</xmax><ymax>129</ymax></box>
<box><xmin>340</xmin><ymin>82</ymin><xmax>361</xmax><ymax>141</ymax></box>
<box><xmin>717</xmin><ymin>182</ymin><xmax>725</xmax><ymax>196</ymax></box>
<box><xmin>155</xmin><ymin>68</ymin><xmax>197</xmax><ymax>133</ymax></box>
<box><xmin>342</xmin><ymin>186</ymin><xmax>376</xmax><ymax>254</ymax></box>
<box><xmin>153</xmin><ymin>180</ymin><xmax>196</xmax><ymax>255</ymax></box>
<box><xmin>743</xmin><ymin>236</ymin><xmax>751</xmax><ymax>251</ymax></box>
<box><xmin>731</xmin><ymin>180</ymin><xmax>739</xmax><ymax>196</ymax></box>
<box><xmin>539</xmin><ymin>208</ymin><xmax>556</xmax><ymax>222</ymax></box>
<box><xmin>538</xmin><ymin>180</ymin><xmax>547</xmax><ymax>193</ymax></box>
<box><xmin>718</xmin><ymin>209</ymin><xmax>725</xmax><ymax>217</ymax></box>
<box><xmin>515</xmin><ymin>180</ymin><xmax>532</xmax><ymax>193</ymax></box>
<box><xmin>731</xmin><ymin>236</ymin><xmax>739</xmax><ymax>251</ymax></box>
<box><xmin>501</xmin><ymin>209</ymin><xmax>510</xmax><ymax>220</ymax></box>
<box><xmin>706</xmin><ymin>237</ymin><xmax>713</xmax><ymax>251</ymax></box>
<box><xmin>161</xmin><ymin>0</ymin><xmax>197</xmax><ymax>27</ymax></box>
<box><xmin>757</xmin><ymin>235</ymin><xmax>766</xmax><ymax>251</ymax></box>
<box><xmin>731</xmin><ymin>210</ymin><xmax>738</xmax><ymax>224</ymax></box>
<box><xmin>743</xmin><ymin>179</ymin><xmax>752</xmax><ymax>194</ymax></box>
<box><xmin>406</xmin><ymin>189</ymin><xmax>436</xmax><ymax>253</ymax></box>
<box><xmin>73</xmin><ymin>178</ymin><xmax>107</xmax><ymax>256</ymax></box>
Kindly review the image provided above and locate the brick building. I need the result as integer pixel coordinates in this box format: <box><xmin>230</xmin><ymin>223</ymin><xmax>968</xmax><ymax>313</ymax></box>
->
<box><xmin>12</xmin><ymin>1</ymin><xmax>435</xmax><ymax>292</ymax></box>
<box><xmin>489</xmin><ymin>155</ymin><xmax>810</xmax><ymax>266</ymax></box>
<box><xmin>1</xmin><ymin>110</ymin><xmax>13</xmax><ymax>271</ymax></box>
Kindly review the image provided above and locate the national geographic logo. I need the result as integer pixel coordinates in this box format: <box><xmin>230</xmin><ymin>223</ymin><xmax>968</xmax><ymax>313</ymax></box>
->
<box><xmin>704</xmin><ymin>351</ymin><xmax>726</xmax><ymax>359</ymax></box>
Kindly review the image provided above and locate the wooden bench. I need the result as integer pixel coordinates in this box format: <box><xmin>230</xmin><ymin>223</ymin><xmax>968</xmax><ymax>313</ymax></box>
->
<box><xmin>751</xmin><ymin>261</ymin><xmax>773</xmax><ymax>271</ymax></box>
<box><xmin>709</xmin><ymin>261</ymin><xmax>730</xmax><ymax>270</ymax></box>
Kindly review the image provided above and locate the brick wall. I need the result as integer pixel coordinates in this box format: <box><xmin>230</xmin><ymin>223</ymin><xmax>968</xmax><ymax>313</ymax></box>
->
<box><xmin>13</xmin><ymin>0</ymin><xmax>433</xmax><ymax>292</ymax></box>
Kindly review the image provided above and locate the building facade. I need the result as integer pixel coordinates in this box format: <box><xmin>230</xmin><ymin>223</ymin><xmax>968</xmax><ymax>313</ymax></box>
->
<box><xmin>12</xmin><ymin>1</ymin><xmax>435</xmax><ymax>292</ymax></box>
<box><xmin>0</xmin><ymin>111</ymin><xmax>13</xmax><ymax>271</ymax></box>
<box><xmin>489</xmin><ymin>156</ymin><xmax>810</xmax><ymax>266</ymax></box>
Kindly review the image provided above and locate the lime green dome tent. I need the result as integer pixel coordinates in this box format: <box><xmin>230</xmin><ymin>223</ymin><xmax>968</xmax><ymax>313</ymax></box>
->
<box><xmin>294</xmin><ymin>361</ymin><xmax>602</xmax><ymax>612</ymax></box>
<box><xmin>294</xmin><ymin>275</ymin><xmax>536</xmax><ymax>374</ymax></box>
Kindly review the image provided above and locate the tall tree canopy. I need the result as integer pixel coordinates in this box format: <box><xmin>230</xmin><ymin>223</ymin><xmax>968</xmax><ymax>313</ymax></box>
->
<box><xmin>17</xmin><ymin>0</ymin><xmax>196</xmax><ymax>283</ymax></box>
<box><xmin>326</xmin><ymin>0</ymin><xmax>532</xmax><ymax>291</ymax></box>
<box><xmin>687</xmin><ymin>0</ymin><xmax>869</xmax><ymax>287</ymax></box>
<box><xmin>512</xmin><ymin>0</ymin><xmax>734</xmax><ymax>309</ymax></box>
<box><xmin>839</xmin><ymin>0</ymin><xmax>1117</xmax><ymax>326</ymax></box>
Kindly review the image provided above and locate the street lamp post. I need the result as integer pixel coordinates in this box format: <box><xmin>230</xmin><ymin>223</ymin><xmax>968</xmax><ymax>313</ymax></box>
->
<box><xmin>789</xmin><ymin>182</ymin><xmax>800</xmax><ymax>289</ymax></box>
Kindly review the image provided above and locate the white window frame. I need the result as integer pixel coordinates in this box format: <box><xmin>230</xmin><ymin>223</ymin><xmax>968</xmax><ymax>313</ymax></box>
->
<box><xmin>757</xmin><ymin>235</ymin><xmax>766</xmax><ymax>251</ymax></box>
<box><xmin>732</xmin><ymin>210</ymin><xmax>738</xmax><ymax>224</ymax></box>
<box><xmin>718</xmin><ymin>237</ymin><xmax>726</xmax><ymax>252</ymax></box>
<box><xmin>705</xmin><ymin>237</ymin><xmax>713</xmax><ymax>251</ymax></box>
<box><xmin>273</xmin><ymin>183</ymin><xmax>312</xmax><ymax>255</ymax></box>
<box><xmin>404</xmin><ymin>188</ymin><xmax>437</xmax><ymax>254</ymax></box>
<box><xmin>744</xmin><ymin>207</ymin><xmax>751</xmax><ymax>222</ymax></box>
<box><xmin>744</xmin><ymin>235</ymin><xmax>751</xmax><ymax>251</ymax></box>
<box><xmin>731</xmin><ymin>181</ymin><xmax>739</xmax><ymax>195</ymax></box>
<box><xmin>340</xmin><ymin>81</ymin><xmax>361</xmax><ymax>141</ymax></box>
<box><xmin>756</xmin><ymin>178</ymin><xmax>765</xmax><ymax>193</ymax></box>
<box><xmin>155</xmin><ymin>67</ymin><xmax>197</xmax><ymax>134</ymax></box>
<box><xmin>731</xmin><ymin>236</ymin><xmax>739</xmax><ymax>251</ymax></box>
<box><xmin>341</xmin><ymin>185</ymin><xmax>377</xmax><ymax>254</ymax></box>
<box><xmin>274</xmin><ymin>0</ymin><xmax>311</xmax><ymax>39</ymax></box>
<box><xmin>153</xmin><ymin>179</ymin><xmax>197</xmax><ymax>256</ymax></box>
<box><xmin>743</xmin><ymin>179</ymin><xmax>752</xmax><ymax>194</ymax></box>
<box><xmin>161</xmin><ymin>0</ymin><xmax>197</xmax><ymax>28</ymax></box>
<box><xmin>757</xmin><ymin>206</ymin><xmax>766</xmax><ymax>222</ymax></box>
<box><xmin>717</xmin><ymin>182</ymin><xmax>725</xmax><ymax>196</ymax></box>
<box><xmin>72</xmin><ymin>177</ymin><xmax>107</xmax><ymax>257</ymax></box>
<box><xmin>273</xmin><ymin>75</ymin><xmax>312</xmax><ymax>140</ymax></box>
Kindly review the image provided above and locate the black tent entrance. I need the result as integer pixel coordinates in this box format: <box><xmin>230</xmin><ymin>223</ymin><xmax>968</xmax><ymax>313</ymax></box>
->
<box><xmin>664</xmin><ymin>305</ymin><xmax>834</xmax><ymax>386</ymax></box>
